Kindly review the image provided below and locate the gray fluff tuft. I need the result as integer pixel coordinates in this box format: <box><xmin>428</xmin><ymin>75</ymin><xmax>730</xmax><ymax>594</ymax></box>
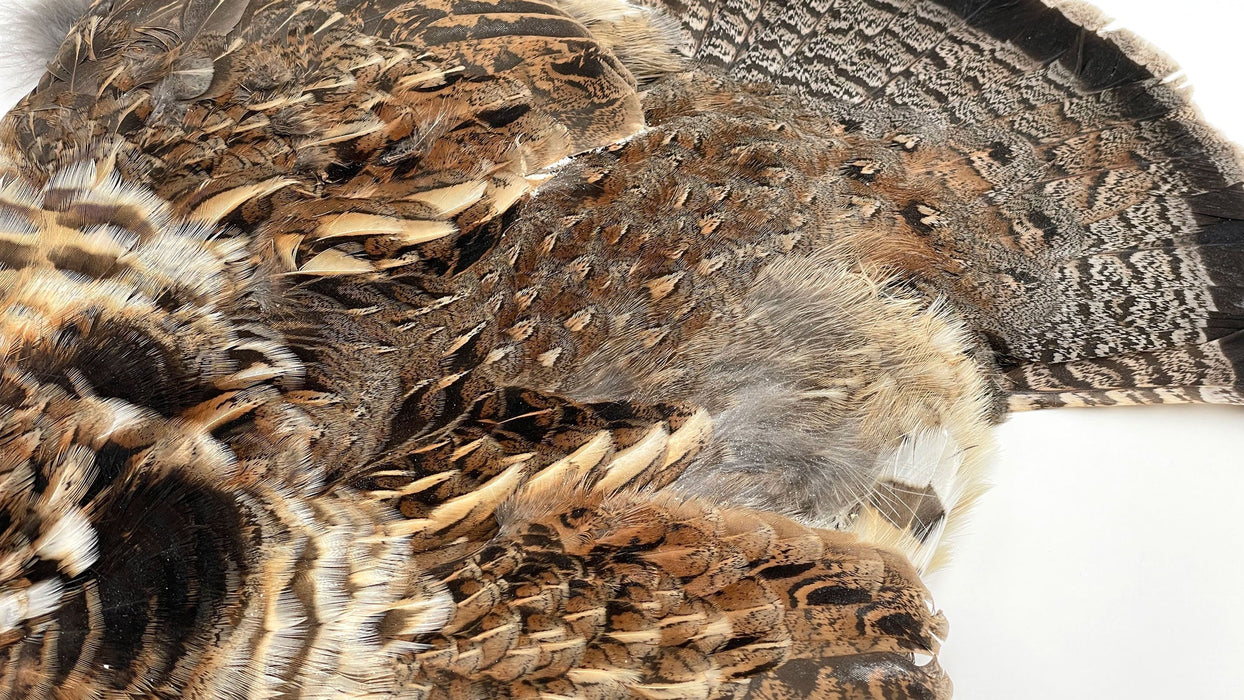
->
<box><xmin>0</xmin><ymin>0</ymin><xmax>92</xmax><ymax>104</ymax></box>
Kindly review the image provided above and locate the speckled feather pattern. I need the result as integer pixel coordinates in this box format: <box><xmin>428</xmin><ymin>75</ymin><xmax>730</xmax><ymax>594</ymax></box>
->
<box><xmin>0</xmin><ymin>0</ymin><xmax>1240</xmax><ymax>697</ymax></box>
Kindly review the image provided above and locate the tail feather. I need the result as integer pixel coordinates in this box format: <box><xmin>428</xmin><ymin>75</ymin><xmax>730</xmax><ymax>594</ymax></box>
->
<box><xmin>1008</xmin><ymin>331</ymin><xmax>1244</xmax><ymax>409</ymax></box>
<box><xmin>645</xmin><ymin>0</ymin><xmax>1244</xmax><ymax>410</ymax></box>
<box><xmin>637</xmin><ymin>0</ymin><xmax>1244</xmax><ymax>572</ymax></box>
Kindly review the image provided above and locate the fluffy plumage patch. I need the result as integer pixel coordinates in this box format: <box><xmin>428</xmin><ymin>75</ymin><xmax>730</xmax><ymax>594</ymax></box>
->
<box><xmin>0</xmin><ymin>0</ymin><xmax>90</xmax><ymax>101</ymax></box>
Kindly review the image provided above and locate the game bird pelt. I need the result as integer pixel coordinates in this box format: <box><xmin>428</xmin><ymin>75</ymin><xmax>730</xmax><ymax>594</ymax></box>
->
<box><xmin>0</xmin><ymin>0</ymin><xmax>1238</xmax><ymax>697</ymax></box>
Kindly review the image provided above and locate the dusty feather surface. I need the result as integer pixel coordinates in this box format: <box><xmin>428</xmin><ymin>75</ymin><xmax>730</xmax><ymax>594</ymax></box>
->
<box><xmin>0</xmin><ymin>0</ymin><xmax>1240</xmax><ymax>698</ymax></box>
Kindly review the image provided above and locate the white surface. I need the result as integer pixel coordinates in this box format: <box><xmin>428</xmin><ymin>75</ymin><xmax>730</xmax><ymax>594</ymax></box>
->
<box><xmin>928</xmin><ymin>406</ymin><xmax>1244</xmax><ymax>699</ymax></box>
<box><xmin>0</xmin><ymin>2</ymin><xmax>1239</xmax><ymax>698</ymax></box>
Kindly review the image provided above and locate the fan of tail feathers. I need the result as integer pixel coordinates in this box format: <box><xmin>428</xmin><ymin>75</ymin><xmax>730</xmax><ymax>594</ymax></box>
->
<box><xmin>627</xmin><ymin>0</ymin><xmax>1244</xmax><ymax>572</ymax></box>
<box><xmin>642</xmin><ymin>0</ymin><xmax>1244</xmax><ymax>411</ymax></box>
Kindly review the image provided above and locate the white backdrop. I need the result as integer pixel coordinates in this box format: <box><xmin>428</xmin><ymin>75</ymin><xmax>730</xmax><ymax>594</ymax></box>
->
<box><xmin>0</xmin><ymin>1</ymin><xmax>1239</xmax><ymax>698</ymax></box>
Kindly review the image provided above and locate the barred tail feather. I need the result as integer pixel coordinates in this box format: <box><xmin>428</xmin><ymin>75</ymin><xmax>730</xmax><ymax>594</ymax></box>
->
<box><xmin>638</xmin><ymin>0</ymin><xmax>1244</xmax><ymax>572</ymax></box>
<box><xmin>644</xmin><ymin>0</ymin><xmax>1244</xmax><ymax>409</ymax></box>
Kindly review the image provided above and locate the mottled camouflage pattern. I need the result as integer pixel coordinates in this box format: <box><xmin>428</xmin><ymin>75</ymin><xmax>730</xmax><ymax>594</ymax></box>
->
<box><xmin>0</xmin><ymin>0</ymin><xmax>1240</xmax><ymax>697</ymax></box>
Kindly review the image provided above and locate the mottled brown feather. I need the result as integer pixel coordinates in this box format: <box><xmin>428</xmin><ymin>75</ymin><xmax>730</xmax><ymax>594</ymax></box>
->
<box><xmin>0</xmin><ymin>0</ymin><xmax>1240</xmax><ymax>698</ymax></box>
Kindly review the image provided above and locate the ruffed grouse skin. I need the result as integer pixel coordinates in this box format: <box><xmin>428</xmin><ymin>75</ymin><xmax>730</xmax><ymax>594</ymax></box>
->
<box><xmin>0</xmin><ymin>0</ymin><xmax>1239</xmax><ymax>697</ymax></box>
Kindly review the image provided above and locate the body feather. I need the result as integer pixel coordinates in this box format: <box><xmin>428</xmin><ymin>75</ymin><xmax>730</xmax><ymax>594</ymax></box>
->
<box><xmin>0</xmin><ymin>0</ymin><xmax>1237</xmax><ymax>697</ymax></box>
